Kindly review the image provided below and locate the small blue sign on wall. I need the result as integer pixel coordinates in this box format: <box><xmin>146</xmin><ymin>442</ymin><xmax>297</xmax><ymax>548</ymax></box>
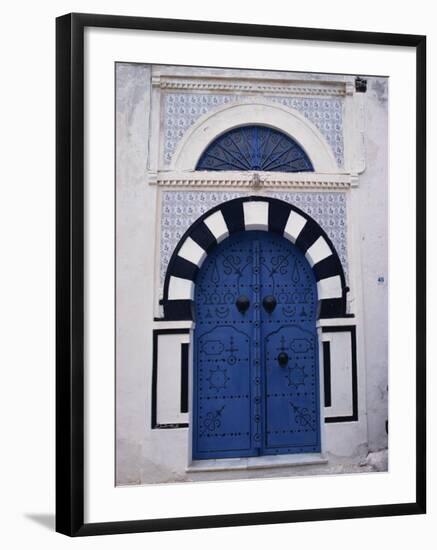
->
<box><xmin>193</xmin><ymin>231</ymin><xmax>321</xmax><ymax>459</ymax></box>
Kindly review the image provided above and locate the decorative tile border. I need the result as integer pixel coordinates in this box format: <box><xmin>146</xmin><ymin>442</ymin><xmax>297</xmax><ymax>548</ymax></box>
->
<box><xmin>163</xmin><ymin>93</ymin><xmax>235</xmax><ymax>165</ymax></box>
<box><xmin>159</xmin><ymin>190</ymin><xmax>348</xmax><ymax>286</ymax></box>
<box><xmin>162</xmin><ymin>93</ymin><xmax>344</xmax><ymax>168</ymax></box>
<box><xmin>269</xmin><ymin>96</ymin><xmax>344</xmax><ymax>167</ymax></box>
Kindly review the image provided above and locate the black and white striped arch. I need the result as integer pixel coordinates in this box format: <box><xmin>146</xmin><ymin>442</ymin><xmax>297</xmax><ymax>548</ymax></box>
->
<box><xmin>162</xmin><ymin>196</ymin><xmax>347</xmax><ymax>320</ymax></box>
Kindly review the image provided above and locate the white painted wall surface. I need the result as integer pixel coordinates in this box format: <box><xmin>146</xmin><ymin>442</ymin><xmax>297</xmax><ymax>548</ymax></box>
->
<box><xmin>115</xmin><ymin>64</ymin><xmax>388</xmax><ymax>485</ymax></box>
<box><xmin>356</xmin><ymin>76</ymin><xmax>389</xmax><ymax>453</ymax></box>
<box><xmin>115</xmin><ymin>63</ymin><xmax>157</xmax><ymax>484</ymax></box>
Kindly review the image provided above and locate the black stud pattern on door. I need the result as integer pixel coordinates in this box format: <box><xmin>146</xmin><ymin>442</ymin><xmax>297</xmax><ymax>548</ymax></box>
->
<box><xmin>193</xmin><ymin>231</ymin><xmax>320</xmax><ymax>460</ymax></box>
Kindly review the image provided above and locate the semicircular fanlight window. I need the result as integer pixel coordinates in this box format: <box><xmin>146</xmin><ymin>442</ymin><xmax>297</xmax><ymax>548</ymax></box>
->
<box><xmin>196</xmin><ymin>125</ymin><xmax>314</xmax><ymax>172</ymax></box>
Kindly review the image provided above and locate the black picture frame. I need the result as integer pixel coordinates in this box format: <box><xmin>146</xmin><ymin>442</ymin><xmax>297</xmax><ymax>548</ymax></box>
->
<box><xmin>56</xmin><ymin>12</ymin><xmax>426</xmax><ymax>536</ymax></box>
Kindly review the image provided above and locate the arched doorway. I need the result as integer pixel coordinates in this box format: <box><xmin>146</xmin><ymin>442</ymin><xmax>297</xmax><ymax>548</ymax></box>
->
<box><xmin>192</xmin><ymin>230</ymin><xmax>321</xmax><ymax>460</ymax></box>
<box><xmin>161</xmin><ymin>121</ymin><xmax>347</xmax><ymax>460</ymax></box>
<box><xmin>163</xmin><ymin>196</ymin><xmax>347</xmax><ymax>321</ymax></box>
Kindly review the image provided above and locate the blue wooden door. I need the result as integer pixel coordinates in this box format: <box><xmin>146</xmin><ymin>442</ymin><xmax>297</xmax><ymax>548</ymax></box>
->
<box><xmin>259</xmin><ymin>233</ymin><xmax>321</xmax><ymax>455</ymax></box>
<box><xmin>193</xmin><ymin>231</ymin><xmax>320</xmax><ymax>460</ymax></box>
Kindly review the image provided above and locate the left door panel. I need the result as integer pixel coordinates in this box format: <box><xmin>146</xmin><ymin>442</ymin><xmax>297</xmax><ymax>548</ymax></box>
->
<box><xmin>193</xmin><ymin>233</ymin><xmax>257</xmax><ymax>459</ymax></box>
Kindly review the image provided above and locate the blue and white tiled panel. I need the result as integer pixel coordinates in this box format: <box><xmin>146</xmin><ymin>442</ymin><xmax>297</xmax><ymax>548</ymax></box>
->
<box><xmin>163</xmin><ymin>93</ymin><xmax>344</xmax><ymax>167</ymax></box>
<box><xmin>160</xmin><ymin>191</ymin><xmax>348</xmax><ymax>286</ymax></box>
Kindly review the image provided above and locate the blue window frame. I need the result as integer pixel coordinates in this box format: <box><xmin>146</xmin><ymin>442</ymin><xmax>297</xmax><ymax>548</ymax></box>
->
<box><xmin>196</xmin><ymin>125</ymin><xmax>314</xmax><ymax>172</ymax></box>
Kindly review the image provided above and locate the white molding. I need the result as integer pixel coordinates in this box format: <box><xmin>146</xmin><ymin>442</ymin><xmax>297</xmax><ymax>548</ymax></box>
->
<box><xmin>171</xmin><ymin>99</ymin><xmax>339</xmax><ymax>173</ymax></box>
<box><xmin>186</xmin><ymin>454</ymin><xmax>328</xmax><ymax>472</ymax></box>
<box><xmin>152</xmin><ymin>320</ymin><xmax>194</xmax><ymax>330</ymax></box>
<box><xmin>148</xmin><ymin>73</ymin><xmax>162</xmax><ymax>172</ymax></box>
<box><xmin>151</xmin><ymin>171</ymin><xmax>352</xmax><ymax>189</ymax></box>
<box><xmin>153</xmin><ymin>182</ymin><xmax>164</xmax><ymax>318</ymax></box>
<box><xmin>354</xmin><ymin>93</ymin><xmax>367</xmax><ymax>174</ymax></box>
<box><xmin>316</xmin><ymin>317</ymin><xmax>357</xmax><ymax>328</ymax></box>
<box><xmin>345</xmin><ymin>92</ymin><xmax>366</xmax><ymax>176</ymax></box>
<box><xmin>153</xmin><ymin>75</ymin><xmax>348</xmax><ymax>97</ymax></box>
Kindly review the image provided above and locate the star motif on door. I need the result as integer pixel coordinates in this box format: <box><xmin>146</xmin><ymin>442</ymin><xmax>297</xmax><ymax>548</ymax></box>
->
<box><xmin>206</xmin><ymin>366</ymin><xmax>230</xmax><ymax>391</ymax></box>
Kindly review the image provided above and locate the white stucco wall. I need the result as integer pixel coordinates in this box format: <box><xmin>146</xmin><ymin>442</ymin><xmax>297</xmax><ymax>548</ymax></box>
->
<box><xmin>115</xmin><ymin>63</ymin><xmax>156</xmax><ymax>484</ymax></box>
<box><xmin>115</xmin><ymin>63</ymin><xmax>388</xmax><ymax>485</ymax></box>
<box><xmin>355</xmin><ymin>77</ymin><xmax>389</xmax><ymax>452</ymax></box>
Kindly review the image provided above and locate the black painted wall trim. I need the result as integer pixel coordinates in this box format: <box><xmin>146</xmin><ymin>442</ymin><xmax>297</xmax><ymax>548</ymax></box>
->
<box><xmin>181</xmin><ymin>343</ymin><xmax>189</xmax><ymax>413</ymax></box>
<box><xmin>152</xmin><ymin>329</ymin><xmax>190</xmax><ymax>430</ymax></box>
<box><xmin>323</xmin><ymin>341</ymin><xmax>332</xmax><ymax>407</ymax></box>
<box><xmin>323</xmin><ymin>325</ymin><xmax>358</xmax><ymax>423</ymax></box>
<box><xmin>153</xmin><ymin>325</ymin><xmax>358</xmax><ymax>427</ymax></box>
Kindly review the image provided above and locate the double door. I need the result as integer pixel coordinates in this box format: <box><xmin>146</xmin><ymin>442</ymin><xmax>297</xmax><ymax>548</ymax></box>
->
<box><xmin>193</xmin><ymin>230</ymin><xmax>321</xmax><ymax>459</ymax></box>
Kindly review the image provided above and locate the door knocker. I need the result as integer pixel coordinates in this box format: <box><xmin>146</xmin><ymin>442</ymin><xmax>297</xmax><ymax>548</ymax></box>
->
<box><xmin>235</xmin><ymin>295</ymin><xmax>250</xmax><ymax>314</ymax></box>
<box><xmin>262</xmin><ymin>295</ymin><xmax>277</xmax><ymax>314</ymax></box>
<box><xmin>277</xmin><ymin>352</ymin><xmax>289</xmax><ymax>367</ymax></box>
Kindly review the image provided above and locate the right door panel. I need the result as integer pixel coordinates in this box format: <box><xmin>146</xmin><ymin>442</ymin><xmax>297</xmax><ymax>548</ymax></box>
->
<box><xmin>260</xmin><ymin>233</ymin><xmax>321</xmax><ymax>454</ymax></box>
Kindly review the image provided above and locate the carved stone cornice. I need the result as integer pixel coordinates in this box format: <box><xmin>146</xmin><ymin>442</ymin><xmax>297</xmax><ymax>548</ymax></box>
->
<box><xmin>150</xmin><ymin>171</ymin><xmax>352</xmax><ymax>190</ymax></box>
<box><xmin>153</xmin><ymin>76</ymin><xmax>348</xmax><ymax>97</ymax></box>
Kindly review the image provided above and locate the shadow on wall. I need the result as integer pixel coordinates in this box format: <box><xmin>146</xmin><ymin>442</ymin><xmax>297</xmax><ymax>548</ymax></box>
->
<box><xmin>24</xmin><ymin>513</ymin><xmax>55</xmax><ymax>531</ymax></box>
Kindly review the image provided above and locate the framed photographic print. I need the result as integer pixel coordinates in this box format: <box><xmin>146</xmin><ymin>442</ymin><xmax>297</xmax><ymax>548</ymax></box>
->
<box><xmin>56</xmin><ymin>12</ymin><xmax>426</xmax><ymax>536</ymax></box>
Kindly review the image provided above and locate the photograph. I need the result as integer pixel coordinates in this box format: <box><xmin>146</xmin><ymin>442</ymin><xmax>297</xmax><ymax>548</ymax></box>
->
<box><xmin>0</xmin><ymin>1</ymin><xmax>430</xmax><ymax>546</ymax></box>
<box><xmin>115</xmin><ymin>62</ymin><xmax>389</xmax><ymax>485</ymax></box>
